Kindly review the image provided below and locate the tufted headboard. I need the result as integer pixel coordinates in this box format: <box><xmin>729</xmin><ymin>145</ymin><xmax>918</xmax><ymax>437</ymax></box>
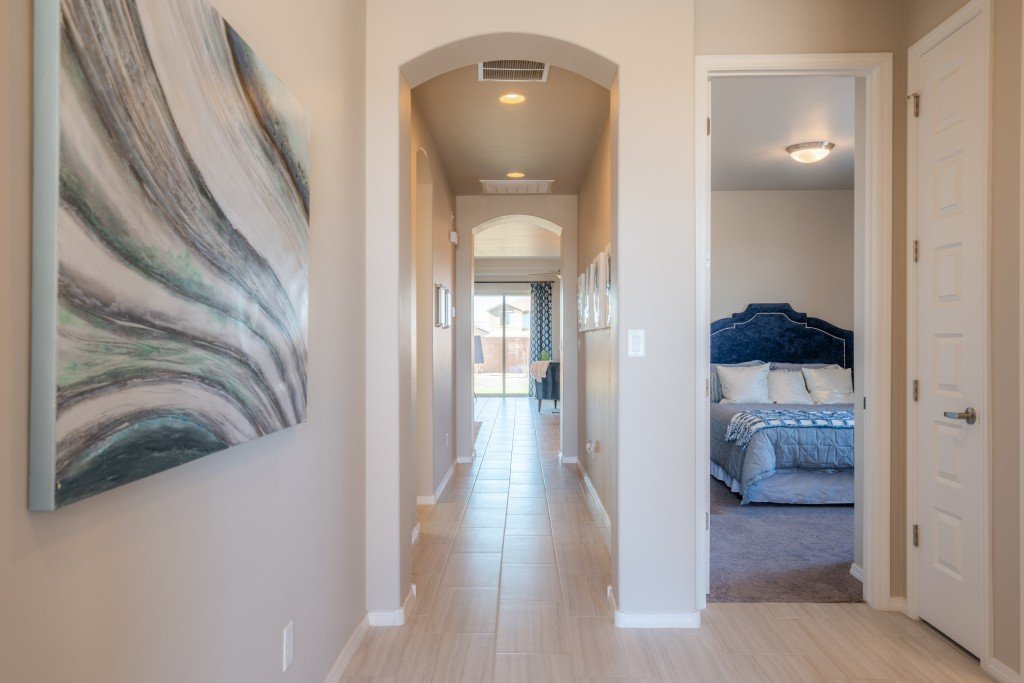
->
<box><xmin>710</xmin><ymin>304</ymin><xmax>854</xmax><ymax>370</ymax></box>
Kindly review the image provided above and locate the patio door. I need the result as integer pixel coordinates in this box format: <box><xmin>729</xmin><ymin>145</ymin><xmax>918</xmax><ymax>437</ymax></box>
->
<box><xmin>473</xmin><ymin>286</ymin><xmax>531</xmax><ymax>396</ymax></box>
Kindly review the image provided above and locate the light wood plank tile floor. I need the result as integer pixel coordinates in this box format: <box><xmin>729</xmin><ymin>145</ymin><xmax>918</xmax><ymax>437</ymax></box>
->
<box><xmin>344</xmin><ymin>397</ymin><xmax>992</xmax><ymax>682</ymax></box>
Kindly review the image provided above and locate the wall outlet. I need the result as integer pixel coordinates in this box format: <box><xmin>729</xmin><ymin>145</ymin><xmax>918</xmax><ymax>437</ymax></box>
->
<box><xmin>585</xmin><ymin>440</ymin><xmax>597</xmax><ymax>457</ymax></box>
<box><xmin>282</xmin><ymin>621</ymin><xmax>294</xmax><ymax>672</ymax></box>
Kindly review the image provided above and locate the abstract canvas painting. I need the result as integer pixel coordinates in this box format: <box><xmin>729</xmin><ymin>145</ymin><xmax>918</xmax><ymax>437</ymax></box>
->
<box><xmin>30</xmin><ymin>0</ymin><xmax>310</xmax><ymax>510</ymax></box>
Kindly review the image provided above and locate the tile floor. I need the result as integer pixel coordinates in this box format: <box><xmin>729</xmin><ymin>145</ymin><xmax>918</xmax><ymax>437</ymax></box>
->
<box><xmin>343</xmin><ymin>396</ymin><xmax>992</xmax><ymax>682</ymax></box>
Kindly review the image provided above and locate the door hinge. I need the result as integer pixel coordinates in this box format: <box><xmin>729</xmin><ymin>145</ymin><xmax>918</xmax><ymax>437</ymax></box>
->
<box><xmin>912</xmin><ymin>379</ymin><xmax>919</xmax><ymax>401</ymax></box>
<box><xmin>706</xmin><ymin>511</ymin><xmax>710</xmax><ymax>531</ymax></box>
<box><xmin>910</xmin><ymin>92</ymin><xmax>920</xmax><ymax>118</ymax></box>
<box><xmin>705</xmin><ymin>377</ymin><xmax>710</xmax><ymax>397</ymax></box>
<box><xmin>863</xmin><ymin>396</ymin><xmax>867</xmax><ymax>410</ymax></box>
<box><xmin>706</xmin><ymin>116</ymin><xmax>711</xmax><ymax>136</ymax></box>
<box><xmin>913</xmin><ymin>240</ymin><xmax>920</xmax><ymax>263</ymax></box>
<box><xmin>912</xmin><ymin>524</ymin><xmax>920</xmax><ymax>547</ymax></box>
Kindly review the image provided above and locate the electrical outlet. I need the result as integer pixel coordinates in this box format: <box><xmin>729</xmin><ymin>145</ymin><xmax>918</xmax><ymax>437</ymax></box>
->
<box><xmin>282</xmin><ymin>621</ymin><xmax>294</xmax><ymax>672</ymax></box>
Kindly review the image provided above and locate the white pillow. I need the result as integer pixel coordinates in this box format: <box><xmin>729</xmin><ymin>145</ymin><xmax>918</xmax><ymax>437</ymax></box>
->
<box><xmin>767</xmin><ymin>370</ymin><xmax>814</xmax><ymax>405</ymax></box>
<box><xmin>716</xmin><ymin>363</ymin><xmax>770</xmax><ymax>403</ymax></box>
<box><xmin>802</xmin><ymin>366</ymin><xmax>854</xmax><ymax>405</ymax></box>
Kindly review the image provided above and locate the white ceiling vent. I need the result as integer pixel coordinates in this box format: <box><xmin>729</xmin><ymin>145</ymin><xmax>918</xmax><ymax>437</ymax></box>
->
<box><xmin>478</xmin><ymin>60</ymin><xmax>549</xmax><ymax>82</ymax></box>
<box><xmin>480</xmin><ymin>179</ymin><xmax>554</xmax><ymax>195</ymax></box>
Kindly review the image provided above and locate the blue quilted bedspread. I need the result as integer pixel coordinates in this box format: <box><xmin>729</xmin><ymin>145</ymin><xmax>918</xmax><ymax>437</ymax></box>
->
<box><xmin>711</xmin><ymin>403</ymin><xmax>855</xmax><ymax>503</ymax></box>
<box><xmin>725</xmin><ymin>409</ymin><xmax>855</xmax><ymax>449</ymax></box>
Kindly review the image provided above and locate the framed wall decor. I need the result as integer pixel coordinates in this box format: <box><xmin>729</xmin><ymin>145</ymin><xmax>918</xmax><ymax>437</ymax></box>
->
<box><xmin>30</xmin><ymin>0</ymin><xmax>311</xmax><ymax>509</ymax></box>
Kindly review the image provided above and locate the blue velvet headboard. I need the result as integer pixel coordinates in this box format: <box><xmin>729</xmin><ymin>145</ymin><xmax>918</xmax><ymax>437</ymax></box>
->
<box><xmin>710</xmin><ymin>304</ymin><xmax>854</xmax><ymax>370</ymax></box>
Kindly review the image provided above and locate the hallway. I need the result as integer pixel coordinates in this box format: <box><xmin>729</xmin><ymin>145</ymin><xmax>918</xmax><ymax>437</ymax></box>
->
<box><xmin>342</xmin><ymin>397</ymin><xmax>990</xmax><ymax>682</ymax></box>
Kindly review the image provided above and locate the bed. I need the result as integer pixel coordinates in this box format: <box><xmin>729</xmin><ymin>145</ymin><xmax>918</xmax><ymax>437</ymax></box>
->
<box><xmin>710</xmin><ymin>304</ymin><xmax>855</xmax><ymax>504</ymax></box>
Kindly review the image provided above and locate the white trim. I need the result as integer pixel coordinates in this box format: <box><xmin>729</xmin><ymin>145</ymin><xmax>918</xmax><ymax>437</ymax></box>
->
<box><xmin>558</xmin><ymin>452</ymin><xmax>578</xmax><ymax>465</ymax></box>
<box><xmin>695</xmin><ymin>52</ymin><xmax>893</xmax><ymax>612</ymax></box>
<box><xmin>324</xmin><ymin>615</ymin><xmax>370</xmax><ymax>683</ymax></box>
<box><xmin>577</xmin><ymin>463</ymin><xmax>612</xmax><ymax>531</ymax></box>
<box><xmin>888</xmin><ymin>596</ymin><xmax>908</xmax><ymax>614</ymax></box>
<box><xmin>905</xmin><ymin>0</ymin><xmax>992</xmax><ymax>664</ymax></box>
<box><xmin>411</xmin><ymin>522</ymin><xmax>420</xmax><ymax>546</ymax></box>
<box><xmin>606</xmin><ymin>557</ymin><xmax>699</xmax><ymax>628</ymax></box>
<box><xmin>984</xmin><ymin>658</ymin><xmax>1023</xmax><ymax>683</ymax></box>
<box><xmin>367</xmin><ymin>585</ymin><xmax>416</xmax><ymax>627</ymax></box>
<box><xmin>614</xmin><ymin>610</ymin><xmax>701</xmax><ymax>629</ymax></box>
<box><xmin>416</xmin><ymin>461</ymin><xmax>456</xmax><ymax>506</ymax></box>
<box><xmin>456</xmin><ymin>452</ymin><xmax>475</xmax><ymax>464</ymax></box>
<box><xmin>850</xmin><ymin>563</ymin><xmax>865</xmax><ymax>583</ymax></box>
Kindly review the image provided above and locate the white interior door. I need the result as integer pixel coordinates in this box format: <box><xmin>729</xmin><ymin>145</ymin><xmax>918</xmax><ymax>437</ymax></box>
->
<box><xmin>911</xmin><ymin>6</ymin><xmax>989</xmax><ymax>658</ymax></box>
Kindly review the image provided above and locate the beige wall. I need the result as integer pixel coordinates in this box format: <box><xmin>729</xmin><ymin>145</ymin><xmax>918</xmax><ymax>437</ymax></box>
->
<box><xmin>577</xmin><ymin>115</ymin><xmax>617</xmax><ymax>525</ymax></box>
<box><xmin>368</xmin><ymin>1</ymin><xmax>697</xmax><ymax>616</ymax></box>
<box><xmin>411</xmin><ymin>102</ymin><xmax>457</xmax><ymax>498</ymax></box>
<box><xmin>455</xmin><ymin>196</ymin><xmax>580</xmax><ymax>471</ymax></box>
<box><xmin>1</xmin><ymin>0</ymin><xmax>367</xmax><ymax>680</ymax></box>
<box><xmin>711</xmin><ymin>190</ymin><xmax>855</xmax><ymax>328</ymax></box>
<box><xmin>699</xmin><ymin>0</ymin><xmax>1020</xmax><ymax>671</ymax></box>
<box><xmin>696</xmin><ymin>0</ymin><xmax>912</xmax><ymax>601</ymax></box>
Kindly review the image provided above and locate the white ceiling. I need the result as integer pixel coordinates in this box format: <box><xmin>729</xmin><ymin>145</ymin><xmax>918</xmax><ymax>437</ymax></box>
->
<box><xmin>474</xmin><ymin>220</ymin><xmax>560</xmax><ymax>259</ymax></box>
<box><xmin>711</xmin><ymin>76</ymin><xmax>855</xmax><ymax>191</ymax></box>
<box><xmin>412</xmin><ymin>65</ymin><xmax>610</xmax><ymax>195</ymax></box>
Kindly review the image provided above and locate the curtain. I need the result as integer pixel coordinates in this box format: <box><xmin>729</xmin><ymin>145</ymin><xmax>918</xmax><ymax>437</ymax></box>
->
<box><xmin>529</xmin><ymin>282</ymin><xmax>553</xmax><ymax>396</ymax></box>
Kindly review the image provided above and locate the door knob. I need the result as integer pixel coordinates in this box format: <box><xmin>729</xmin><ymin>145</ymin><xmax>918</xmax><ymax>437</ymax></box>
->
<box><xmin>943</xmin><ymin>407</ymin><xmax>977</xmax><ymax>425</ymax></box>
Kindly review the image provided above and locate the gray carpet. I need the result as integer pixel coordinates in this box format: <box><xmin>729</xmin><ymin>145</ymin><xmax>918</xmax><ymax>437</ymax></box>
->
<box><xmin>709</xmin><ymin>477</ymin><xmax>862</xmax><ymax>603</ymax></box>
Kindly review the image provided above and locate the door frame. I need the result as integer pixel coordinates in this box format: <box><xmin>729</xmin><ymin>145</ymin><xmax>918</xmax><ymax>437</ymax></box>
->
<box><xmin>694</xmin><ymin>53</ymin><xmax>894</xmax><ymax>610</ymax></box>
<box><xmin>905</xmin><ymin>0</ymin><xmax>993</xmax><ymax>664</ymax></box>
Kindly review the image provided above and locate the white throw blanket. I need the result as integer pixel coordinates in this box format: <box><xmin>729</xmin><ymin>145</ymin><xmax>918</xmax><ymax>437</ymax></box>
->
<box><xmin>529</xmin><ymin>360</ymin><xmax>551</xmax><ymax>382</ymax></box>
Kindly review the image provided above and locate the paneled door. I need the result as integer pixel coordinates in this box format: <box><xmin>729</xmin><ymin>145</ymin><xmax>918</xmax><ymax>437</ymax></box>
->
<box><xmin>910</xmin><ymin>4</ymin><xmax>989</xmax><ymax>658</ymax></box>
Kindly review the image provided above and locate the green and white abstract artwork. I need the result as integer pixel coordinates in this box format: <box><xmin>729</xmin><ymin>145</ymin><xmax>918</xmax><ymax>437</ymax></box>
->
<box><xmin>30</xmin><ymin>0</ymin><xmax>310</xmax><ymax>509</ymax></box>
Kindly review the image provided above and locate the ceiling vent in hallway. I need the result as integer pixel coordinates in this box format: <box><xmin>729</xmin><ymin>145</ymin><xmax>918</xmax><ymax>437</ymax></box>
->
<box><xmin>480</xmin><ymin>179</ymin><xmax>555</xmax><ymax>194</ymax></box>
<box><xmin>478</xmin><ymin>59</ymin><xmax>550</xmax><ymax>82</ymax></box>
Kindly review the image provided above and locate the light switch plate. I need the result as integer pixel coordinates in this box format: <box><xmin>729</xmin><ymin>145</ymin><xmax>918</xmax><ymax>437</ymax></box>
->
<box><xmin>627</xmin><ymin>329</ymin><xmax>646</xmax><ymax>357</ymax></box>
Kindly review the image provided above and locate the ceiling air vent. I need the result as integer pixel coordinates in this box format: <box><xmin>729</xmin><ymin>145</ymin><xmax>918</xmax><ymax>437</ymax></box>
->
<box><xmin>480</xmin><ymin>179</ymin><xmax>555</xmax><ymax>195</ymax></box>
<box><xmin>478</xmin><ymin>59</ymin><xmax>549</xmax><ymax>82</ymax></box>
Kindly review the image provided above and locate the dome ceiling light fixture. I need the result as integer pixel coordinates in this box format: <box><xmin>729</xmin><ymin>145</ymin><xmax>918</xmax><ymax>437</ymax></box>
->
<box><xmin>786</xmin><ymin>141</ymin><xmax>835</xmax><ymax>164</ymax></box>
<box><xmin>499</xmin><ymin>93</ymin><xmax>526</xmax><ymax>104</ymax></box>
<box><xmin>506</xmin><ymin>172</ymin><xmax>526</xmax><ymax>178</ymax></box>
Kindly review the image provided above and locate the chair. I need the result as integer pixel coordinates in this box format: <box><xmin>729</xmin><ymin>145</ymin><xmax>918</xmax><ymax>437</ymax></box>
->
<box><xmin>535</xmin><ymin>361</ymin><xmax>560</xmax><ymax>412</ymax></box>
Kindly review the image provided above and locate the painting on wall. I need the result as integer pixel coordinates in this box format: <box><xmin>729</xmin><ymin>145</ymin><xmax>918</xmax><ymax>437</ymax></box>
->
<box><xmin>577</xmin><ymin>248</ymin><xmax>612</xmax><ymax>333</ymax></box>
<box><xmin>30</xmin><ymin>0</ymin><xmax>311</xmax><ymax>510</ymax></box>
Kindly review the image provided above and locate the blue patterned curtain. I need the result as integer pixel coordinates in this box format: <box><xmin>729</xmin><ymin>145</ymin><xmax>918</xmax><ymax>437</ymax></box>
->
<box><xmin>530</xmin><ymin>283</ymin><xmax>553</xmax><ymax>396</ymax></box>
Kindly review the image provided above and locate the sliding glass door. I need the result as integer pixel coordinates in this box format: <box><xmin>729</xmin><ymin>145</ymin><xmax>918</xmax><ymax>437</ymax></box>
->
<box><xmin>473</xmin><ymin>289</ymin><xmax>531</xmax><ymax>396</ymax></box>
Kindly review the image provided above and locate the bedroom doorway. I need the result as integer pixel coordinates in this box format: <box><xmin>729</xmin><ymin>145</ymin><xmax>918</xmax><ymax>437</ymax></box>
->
<box><xmin>695</xmin><ymin>54</ymin><xmax>894</xmax><ymax>610</ymax></box>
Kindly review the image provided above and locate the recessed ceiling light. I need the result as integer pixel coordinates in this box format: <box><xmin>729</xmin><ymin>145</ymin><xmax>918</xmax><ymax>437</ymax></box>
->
<box><xmin>499</xmin><ymin>93</ymin><xmax>526</xmax><ymax>105</ymax></box>
<box><xmin>786</xmin><ymin>141</ymin><xmax>835</xmax><ymax>163</ymax></box>
<box><xmin>506</xmin><ymin>172</ymin><xmax>526</xmax><ymax>178</ymax></box>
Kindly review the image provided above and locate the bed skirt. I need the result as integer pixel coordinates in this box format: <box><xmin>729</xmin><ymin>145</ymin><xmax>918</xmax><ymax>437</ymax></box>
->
<box><xmin>711</xmin><ymin>464</ymin><xmax>854</xmax><ymax>505</ymax></box>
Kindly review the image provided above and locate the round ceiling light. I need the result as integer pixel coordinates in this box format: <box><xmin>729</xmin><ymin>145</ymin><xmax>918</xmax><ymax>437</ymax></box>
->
<box><xmin>786</xmin><ymin>141</ymin><xmax>835</xmax><ymax>164</ymax></box>
<box><xmin>506</xmin><ymin>172</ymin><xmax>526</xmax><ymax>179</ymax></box>
<box><xmin>499</xmin><ymin>93</ymin><xmax>526</xmax><ymax>105</ymax></box>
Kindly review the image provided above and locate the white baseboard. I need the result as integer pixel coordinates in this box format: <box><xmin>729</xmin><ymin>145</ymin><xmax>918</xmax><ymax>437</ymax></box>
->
<box><xmin>887</xmin><ymin>596</ymin><xmax>908</xmax><ymax>613</ymax></box>
<box><xmin>984</xmin><ymin>658</ymin><xmax>1022</xmax><ymax>683</ymax></box>
<box><xmin>577</xmin><ymin>463</ymin><xmax>612</xmax><ymax>531</ymax></box>
<box><xmin>456</xmin><ymin>454</ymin><xmax>475</xmax><ymax>464</ymax></box>
<box><xmin>614</xmin><ymin>609</ymin><xmax>701</xmax><ymax>629</ymax></box>
<box><xmin>849</xmin><ymin>563</ymin><xmax>864</xmax><ymax>583</ymax></box>
<box><xmin>559</xmin><ymin>453</ymin><xmax>578</xmax><ymax>464</ymax></box>
<box><xmin>411</xmin><ymin>522</ymin><xmax>420</xmax><ymax>546</ymax></box>
<box><xmin>367</xmin><ymin>584</ymin><xmax>416</xmax><ymax>627</ymax></box>
<box><xmin>608</xmin><ymin>582</ymin><xmax>700</xmax><ymax>629</ymax></box>
<box><xmin>324</xmin><ymin>614</ymin><xmax>369</xmax><ymax>683</ymax></box>
<box><xmin>415</xmin><ymin>462</ymin><xmax>456</xmax><ymax>506</ymax></box>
